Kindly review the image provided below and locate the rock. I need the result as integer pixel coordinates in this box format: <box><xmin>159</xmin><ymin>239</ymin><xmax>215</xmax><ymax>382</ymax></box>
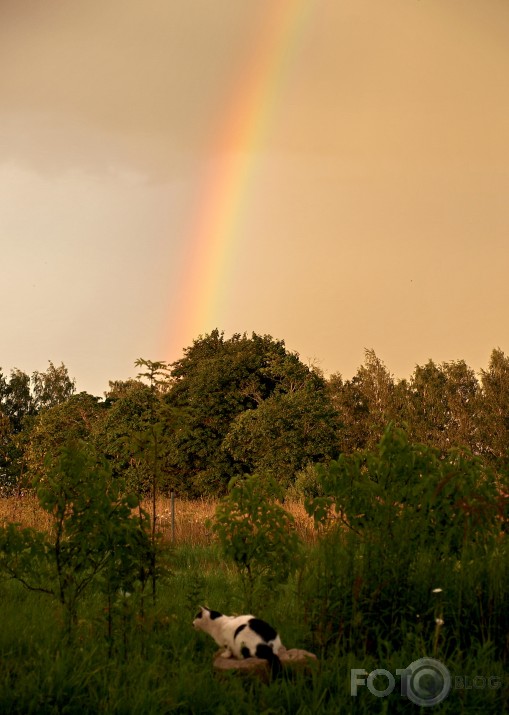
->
<box><xmin>212</xmin><ymin>646</ymin><xmax>317</xmax><ymax>681</ymax></box>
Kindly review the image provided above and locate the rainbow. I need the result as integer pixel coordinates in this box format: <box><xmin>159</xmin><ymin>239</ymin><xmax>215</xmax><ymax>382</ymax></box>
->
<box><xmin>169</xmin><ymin>0</ymin><xmax>312</xmax><ymax>359</ymax></box>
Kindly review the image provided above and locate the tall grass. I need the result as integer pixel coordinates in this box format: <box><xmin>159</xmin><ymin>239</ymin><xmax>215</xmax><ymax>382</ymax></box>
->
<box><xmin>0</xmin><ymin>495</ymin><xmax>316</xmax><ymax>546</ymax></box>
<box><xmin>0</xmin><ymin>492</ymin><xmax>54</xmax><ymax>532</ymax></box>
<box><xmin>1</xmin><ymin>554</ymin><xmax>507</xmax><ymax>714</ymax></box>
<box><xmin>1</xmin><ymin>473</ymin><xmax>508</xmax><ymax>712</ymax></box>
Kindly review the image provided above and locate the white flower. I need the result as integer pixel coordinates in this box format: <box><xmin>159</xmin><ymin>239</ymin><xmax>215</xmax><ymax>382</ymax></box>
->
<box><xmin>435</xmin><ymin>617</ymin><xmax>444</xmax><ymax>626</ymax></box>
<box><xmin>432</xmin><ymin>588</ymin><xmax>443</xmax><ymax>593</ymax></box>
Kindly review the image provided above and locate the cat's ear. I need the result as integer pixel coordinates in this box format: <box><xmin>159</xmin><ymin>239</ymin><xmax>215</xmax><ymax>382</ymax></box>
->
<box><xmin>194</xmin><ymin>606</ymin><xmax>206</xmax><ymax>619</ymax></box>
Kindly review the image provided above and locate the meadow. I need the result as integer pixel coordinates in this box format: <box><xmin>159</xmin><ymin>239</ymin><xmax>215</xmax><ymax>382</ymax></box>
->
<box><xmin>0</xmin><ymin>494</ymin><xmax>317</xmax><ymax>548</ymax></box>
<box><xmin>3</xmin><ymin>341</ymin><xmax>509</xmax><ymax>712</ymax></box>
<box><xmin>1</xmin><ymin>475</ymin><xmax>508</xmax><ymax>715</ymax></box>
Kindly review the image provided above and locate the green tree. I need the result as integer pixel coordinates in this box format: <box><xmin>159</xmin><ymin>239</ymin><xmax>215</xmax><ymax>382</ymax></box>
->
<box><xmin>440</xmin><ymin>360</ymin><xmax>480</xmax><ymax>452</ymax></box>
<box><xmin>0</xmin><ymin>368</ymin><xmax>35</xmax><ymax>492</ymax></box>
<box><xmin>0</xmin><ymin>411</ymin><xmax>15</xmax><ymax>494</ymax></box>
<box><xmin>305</xmin><ymin>425</ymin><xmax>508</xmax><ymax>650</ymax></box>
<box><xmin>132</xmin><ymin>359</ymin><xmax>176</xmax><ymax>600</ymax></box>
<box><xmin>478</xmin><ymin>348</ymin><xmax>509</xmax><ymax>466</ymax></box>
<box><xmin>0</xmin><ymin>368</ymin><xmax>35</xmax><ymax>433</ymax></box>
<box><xmin>309</xmin><ymin>425</ymin><xmax>504</xmax><ymax>553</ymax></box>
<box><xmin>328</xmin><ymin>350</ymin><xmax>402</xmax><ymax>452</ymax></box>
<box><xmin>0</xmin><ymin>369</ymin><xmax>7</xmax><ymax>405</ymax></box>
<box><xmin>404</xmin><ymin>359</ymin><xmax>480</xmax><ymax>454</ymax></box>
<box><xmin>0</xmin><ymin>442</ymin><xmax>152</xmax><ymax>635</ymax></box>
<box><xmin>211</xmin><ymin>475</ymin><xmax>300</xmax><ymax>610</ymax></box>
<box><xmin>97</xmin><ymin>380</ymin><xmax>155</xmax><ymax>493</ymax></box>
<box><xmin>31</xmin><ymin>361</ymin><xmax>76</xmax><ymax>410</ymax></box>
<box><xmin>0</xmin><ymin>363</ymin><xmax>77</xmax><ymax>492</ymax></box>
<box><xmin>21</xmin><ymin>392</ymin><xmax>104</xmax><ymax>485</ymax></box>
<box><xmin>167</xmin><ymin>330</ymin><xmax>323</xmax><ymax>494</ymax></box>
<box><xmin>224</xmin><ymin>384</ymin><xmax>340</xmax><ymax>488</ymax></box>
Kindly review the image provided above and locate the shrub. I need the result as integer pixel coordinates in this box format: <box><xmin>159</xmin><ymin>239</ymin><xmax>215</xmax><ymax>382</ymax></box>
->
<box><xmin>210</xmin><ymin>475</ymin><xmax>300</xmax><ymax>611</ymax></box>
<box><xmin>302</xmin><ymin>425</ymin><xmax>509</xmax><ymax>656</ymax></box>
<box><xmin>0</xmin><ymin>441</ymin><xmax>153</xmax><ymax>636</ymax></box>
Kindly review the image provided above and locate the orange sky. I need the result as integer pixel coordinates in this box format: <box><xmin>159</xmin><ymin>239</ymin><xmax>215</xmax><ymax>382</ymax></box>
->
<box><xmin>1</xmin><ymin>0</ymin><xmax>509</xmax><ymax>395</ymax></box>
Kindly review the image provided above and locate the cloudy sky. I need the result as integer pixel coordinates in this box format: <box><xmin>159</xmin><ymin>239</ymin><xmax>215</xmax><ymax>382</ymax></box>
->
<box><xmin>1</xmin><ymin>0</ymin><xmax>509</xmax><ymax>396</ymax></box>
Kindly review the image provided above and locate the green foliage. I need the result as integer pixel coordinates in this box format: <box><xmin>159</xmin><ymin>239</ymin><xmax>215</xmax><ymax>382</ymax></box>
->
<box><xmin>0</xmin><ymin>410</ymin><xmax>19</xmax><ymax>495</ymax></box>
<box><xmin>134</xmin><ymin>358</ymin><xmax>172</xmax><ymax>392</ymax></box>
<box><xmin>167</xmin><ymin>330</ymin><xmax>340</xmax><ymax>494</ymax></box>
<box><xmin>286</xmin><ymin>462</ymin><xmax>325</xmax><ymax>500</ymax></box>
<box><xmin>308</xmin><ymin>424</ymin><xmax>505</xmax><ymax>554</ymax></box>
<box><xmin>31</xmin><ymin>361</ymin><xmax>76</xmax><ymax>411</ymax></box>
<box><xmin>0</xmin><ymin>362</ymin><xmax>82</xmax><ymax>494</ymax></box>
<box><xmin>133</xmin><ymin>359</ymin><xmax>182</xmax><ymax>600</ymax></box>
<box><xmin>0</xmin><ymin>442</ymin><xmax>152</xmax><ymax>634</ymax></box>
<box><xmin>21</xmin><ymin>392</ymin><xmax>104</xmax><ymax>486</ymax></box>
<box><xmin>328</xmin><ymin>350</ymin><xmax>403</xmax><ymax>452</ymax></box>
<box><xmin>224</xmin><ymin>386</ymin><xmax>340</xmax><ymax>489</ymax></box>
<box><xmin>302</xmin><ymin>425</ymin><xmax>509</xmax><ymax>657</ymax></box>
<box><xmin>210</xmin><ymin>475</ymin><xmax>301</xmax><ymax>610</ymax></box>
<box><xmin>479</xmin><ymin>348</ymin><xmax>509</xmax><ymax>466</ymax></box>
<box><xmin>404</xmin><ymin>359</ymin><xmax>480</xmax><ymax>454</ymax></box>
<box><xmin>0</xmin><ymin>367</ymin><xmax>35</xmax><ymax>433</ymax></box>
<box><xmin>96</xmin><ymin>380</ymin><xmax>154</xmax><ymax>492</ymax></box>
<box><xmin>1</xmin><ymin>543</ymin><xmax>508</xmax><ymax>714</ymax></box>
<box><xmin>98</xmin><ymin>371</ymin><xmax>180</xmax><ymax>496</ymax></box>
<box><xmin>0</xmin><ymin>362</ymin><xmax>76</xmax><ymax>432</ymax></box>
<box><xmin>4</xmin><ymin>338</ymin><xmax>509</xmax><ymax>710</ymax></box>
<box><xmin>328</xmin><ymin>351</ymin><xmax>485</xmax><ymax>459</ymax></box>
<box><xmin>7</xmin><ymin>341</ymin><xmax>509</xmax><ymax>503</ymax></box>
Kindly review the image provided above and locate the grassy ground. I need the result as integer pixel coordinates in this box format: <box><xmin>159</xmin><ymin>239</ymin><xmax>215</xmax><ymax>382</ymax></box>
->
<box><xmin>0</xmin><ymin>549</ymin><xmax>507</xmax><ymax>713</ymax></box>
<box><xmin>0</xmin><ymin>496</ymin><xmax>508</xmax><ymax>713</ymax></box>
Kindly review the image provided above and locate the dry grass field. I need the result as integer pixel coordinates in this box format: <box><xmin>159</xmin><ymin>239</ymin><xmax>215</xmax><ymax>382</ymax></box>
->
<box><xmin>0</xmin><ymin>494</ymin><xmax>317</xmax><ymax>546</ymax></box>
<box><xmin>0</xmin><ymin>493</ymin><xmax>54</xmax><ymax>533</ymax></box>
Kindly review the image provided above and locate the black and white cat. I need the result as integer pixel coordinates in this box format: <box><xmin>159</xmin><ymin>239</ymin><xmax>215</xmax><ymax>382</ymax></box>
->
<box><xmin>193</xmin><ymin>606</ymin><xmax>283</xmax><ymax>675</ymax></box>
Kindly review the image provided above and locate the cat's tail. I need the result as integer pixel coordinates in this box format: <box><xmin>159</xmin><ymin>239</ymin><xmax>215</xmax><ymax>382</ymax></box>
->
<box><xmin>255</xmin><ymin>644</ymin><xmax>282</xmax><ymax>678</ymax></box>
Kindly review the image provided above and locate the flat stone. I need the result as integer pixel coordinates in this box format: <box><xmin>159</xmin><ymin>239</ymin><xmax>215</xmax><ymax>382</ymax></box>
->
<box><xmin>213</xmin><ymin>647</ymin><xmax>317</xmax><ymax>680</ymax></box>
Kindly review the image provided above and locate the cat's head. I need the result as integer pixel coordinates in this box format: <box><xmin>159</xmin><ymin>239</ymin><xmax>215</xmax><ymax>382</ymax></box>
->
<box><xmin>193</xmin><ymin>606</ymin><xmax>223</xmax><ymax>631</ymax></box>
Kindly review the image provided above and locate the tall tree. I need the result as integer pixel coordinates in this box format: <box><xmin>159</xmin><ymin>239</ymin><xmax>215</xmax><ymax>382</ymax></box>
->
<box><xmin>0</xmin><ymin>368</ymin><xmax>34</xmax><ymax>433</ymax></box>
<box><xmin>166</xmin><ymin>330</ymin><xmax>329</xmax><ymax>494</ymax></box>
<box><xmin>98</xmin><ymin>372</ymin><xmax>181</xmax><ymax>493</ymax></box>
<box><xmin>404</xmin><ymin>359</ymin><xmax>479</xmax><ymax>454</ymax></box>
<box><xmin>224</xmin><ymin>384</ymin><xmax>340</xmax><ymax>488</ymax></box>
<box><xmin>440</xmin><ymin>360</ymin><xmax>480</xmax><ymax>452</ymax></box>
<box><xmin>31</xmin><ymin>361</ymin><xmax>76</xmax><ymax>410</ymax></box>
<box><xmin>329</xmin><ymin>350</ymin><xmax>402</xmax><ymax>452</ymax></box>
<box><xmin>0</xmin><ymin>363</ymin><xmax>77</xmax><ymax>491</ymax></box>
<box><xmin>0</xmin><ymin>369</ymin><xmax>35</xmax><ymax>491</ymax></box>
<box><xmin>478</xmin><ymin>348</ymin><xmax>509</xmax><ymax>466</ymax></box>
<box><xmin>0</xmin><ymin>411</ymin><xmax>15</xmax><ymax>494</ymax></box>
<box><xmin>21</xmin><ymin>393</ymin><xmax>104</xmax><ymax>485</ymax></box>
<box><xmin>95</xmin><ymin>380</ymin><xmax>155</xmax><ymax>492</ymax></box>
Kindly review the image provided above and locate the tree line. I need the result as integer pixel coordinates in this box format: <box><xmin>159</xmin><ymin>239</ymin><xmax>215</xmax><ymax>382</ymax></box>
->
<box><xmin>1</xmin><ymin>331</ymin><xmax>509</xmax><ymax>497</ymax></box>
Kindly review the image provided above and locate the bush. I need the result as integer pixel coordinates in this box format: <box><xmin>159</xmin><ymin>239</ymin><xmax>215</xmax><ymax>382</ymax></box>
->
<box><xmin>0</xmin><ymin>441</ymin><xmax>153</xmax><ymax>636</ymax></box>
<box><xmin>302</xmin><ymin>425</ymin><xmax>509</xmax><ymax>657</ymax></box>
<box><xmin>210</xmin><ymin>475</ymin><xmax>301</xmax><ymax>611</ymax></box>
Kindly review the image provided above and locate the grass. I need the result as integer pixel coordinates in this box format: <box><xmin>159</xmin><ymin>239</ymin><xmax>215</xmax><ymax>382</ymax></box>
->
<box><xmin>0</xmin><ymin>494</ymin><xmax>317</xmax><ymax>546</ymax></box>
<box><xmin>1</xmin><ymin>564</ymin><xmax>507</xmax><ymax>714</ymax></box>
<box><xmin>0</xmin><ymin>492</ymin><xmax>54</xmax><ymax>533</ymax></box>
<box><xmin>1</xmin><ymin>495</ymin><xmax>508</xmax><ymax>713</ymax></box>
